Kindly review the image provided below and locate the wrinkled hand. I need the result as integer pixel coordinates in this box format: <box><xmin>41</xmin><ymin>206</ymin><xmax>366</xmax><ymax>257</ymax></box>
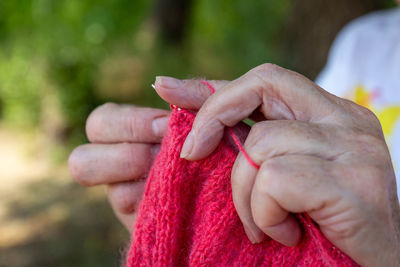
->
<box><xmin>67</xmin><ymin>78</ymin><xmax>227</xmax><ymax>233</ymax></box>
<box><xmin>153</xmin><ymin>64</ymin><xmax>400</xmax><ymax>267</ymax></box>
<box><xmin>68</xmin><ymin>104</ymin><xmax>170</xmax><ymax>232</ymax></box>
<box><xmin>68</xmin><ymin>62</ymin><xmax>400</xmax><ymax>266</ymax></box>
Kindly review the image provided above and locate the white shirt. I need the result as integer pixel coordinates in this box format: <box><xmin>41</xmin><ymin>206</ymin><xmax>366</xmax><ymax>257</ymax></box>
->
<box><xmin>316</xmin><ymin>7</ymin><xmax>400</xmax><ymax>198</ymax></box>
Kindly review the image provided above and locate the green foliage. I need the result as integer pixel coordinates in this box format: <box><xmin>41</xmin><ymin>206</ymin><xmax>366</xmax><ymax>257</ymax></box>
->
<box><xmin>0</xmin><ymin>0</ymin><xmax>150</xmax><ymax>134</ymax></box>
<box><xmin>385</xmin><ymin>0</ymin><xmax>397</xmax><ymax>8</ymax></box>
<box><xmin>0</xmin><ymin>0</ymin><xmax>294</xmax><ymax>141</ymax></box>
<box><xmin>0</xmin><ymin>0</ymin><xmax>397</xmax><ymax>137</ymax></box>
<box><xmin>190</xmin><ymin>0</ymin><xmax>291</xmax><ymax>77</ymax></box>
<box><xmin>0</xmin><ymin>48</ymin><xmax>42</xmax><ymax>127</ymax></box>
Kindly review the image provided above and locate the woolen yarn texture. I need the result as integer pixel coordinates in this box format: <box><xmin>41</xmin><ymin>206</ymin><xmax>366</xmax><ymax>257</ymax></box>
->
<box><xmin>125</xmin><ymin>108</ymin><xmax>358</xmax><ymax>267</ymax></box>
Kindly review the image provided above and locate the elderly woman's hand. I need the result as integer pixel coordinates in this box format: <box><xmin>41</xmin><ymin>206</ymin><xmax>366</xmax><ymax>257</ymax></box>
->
<box><xmin>67</xmin><ymin>80</ymin><xmax>228</xmax><ymax>233</ymax></box>
<box><xmin>68</xmin><ymin>104</ymin><xmax>170</xmax><ymax>232</ymax></box>
<box><xmin>69</xmin><ymin>62</ymin><xmax>399</xmax><ymax>266</ymax></box>
<box><xmin>154</xmin><ymin>64</ymin><xmax>400</xmax><ymax>267</ymax></box>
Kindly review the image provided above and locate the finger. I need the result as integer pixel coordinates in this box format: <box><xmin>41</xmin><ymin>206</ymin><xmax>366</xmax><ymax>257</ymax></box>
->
<box><xmin>231</xmin><ymin>120</ymin><xmax>343</xmax><ymax>244</ymax></box>
<box><xmin>230</xmin><ymin>120</ymin><xmax>339</xmax><ymax>244</ymax></box>
<box><xmin>116</xmin><ymin>212</ymin><xmax>137</xmax><ymax>234</ymax></box>
<box><xmin>182</xmin><ymin>63</ymin><xmax>344</xmax><ymax>160</ymax></box>
<box><xmin>250</xmin><ymin>155</ymin><xmax>339</xmax><ymax>246</ymax></box>
<box><xmin>231</xmin><ymin>152</ymin><xmax>264</xmax><ymax>244</ymax></box>
<box><xmin>155</xmin><ymin>77</ymin><xmax>265</xmax><ymax>122</ymax></box>
<box><xmin>106</xmin><ymin>181</ymin><xmax>146</xmax><ymax>233</ymax></box>
<box><xmin>243</xmin><ymin>120</ymin><xmax>347</xmax><ymax>163</ymax></box>
<box><xmin>154</xmin><ymin>77</ymin><xmax>229</xmax><ymax>110</ymax></box>
<box><xmin>69</xmin><ymin>143</ymin><xmax>160</xmax><ymax>186</ymax></box>
<box><xmin>86</xmin><ymin>103</ymin><xmax>170</xmax><ymax>143</ymax></box>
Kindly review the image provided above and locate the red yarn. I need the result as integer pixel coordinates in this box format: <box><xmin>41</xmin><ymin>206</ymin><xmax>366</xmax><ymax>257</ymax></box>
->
<box><xmin>227</xmin><ymin>127</ymin><xmax>260</xmax><ymax>170</ymax></box>
<box><xmin>125</xmin><ymin>108</ymin><xmax>358</xmax><ymax>266</ymax></box>
<box><xmin>200</xmin><ymin>80</ymin><xmax>216</xmax><ymax>93</ymax></box>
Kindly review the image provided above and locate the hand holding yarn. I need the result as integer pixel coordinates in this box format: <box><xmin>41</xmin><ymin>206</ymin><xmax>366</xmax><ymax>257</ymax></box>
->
<box><xmin>69</xmin><ymin>63</ymin><xmax>399</xmax><ymax>267</ymax></box>
<box><xmin>69</xmin><ymin>104</ymin><xmax>170</xmax><ymax>232</ymax></box>
<box><xmin>154</xmin><ymin>64</ymin><xmax>400</xmax><ymax>267</ymax></box>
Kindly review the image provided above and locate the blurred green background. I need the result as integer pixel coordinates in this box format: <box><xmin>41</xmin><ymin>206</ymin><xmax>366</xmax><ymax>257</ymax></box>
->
<box><xmin>0</xmin><ymin>0</ymin><xmax>395</xmax><ymax>266</ymax></box>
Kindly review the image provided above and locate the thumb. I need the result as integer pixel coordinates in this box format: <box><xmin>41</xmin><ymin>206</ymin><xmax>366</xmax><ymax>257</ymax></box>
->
<box><xmin>181</xmin><ymin>64</ymin><xmax>344</xmax><ymax>160</ymax></box>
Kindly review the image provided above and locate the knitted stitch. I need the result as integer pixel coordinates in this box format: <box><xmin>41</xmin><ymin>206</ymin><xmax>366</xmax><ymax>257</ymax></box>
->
<box><xmin>125</xmin><ymin>108</ymin><xmax>359</xmax><ymax>267</ymax></box>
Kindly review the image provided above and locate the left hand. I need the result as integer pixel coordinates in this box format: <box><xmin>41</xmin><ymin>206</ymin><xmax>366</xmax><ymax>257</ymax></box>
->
<box><xmin>69</xmin><ymin>104</ymin><xmax>170</xmax><ymax>232</ymax></box>
<box><xmin>154</xmin><ymin>64</ymin><xmax>400</xmax><ymax>267</ymax></box>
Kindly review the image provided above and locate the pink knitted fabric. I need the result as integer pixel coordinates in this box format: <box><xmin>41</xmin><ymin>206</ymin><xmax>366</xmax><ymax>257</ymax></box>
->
<box><xmin>125</xmin><ymin>108</ymin><xmax>359</xmax><ymax>267</ymax></box>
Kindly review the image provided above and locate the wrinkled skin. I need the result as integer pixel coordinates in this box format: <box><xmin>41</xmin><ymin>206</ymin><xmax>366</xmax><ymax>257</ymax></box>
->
<box><xmin>69</xmin><ymin>64</ymin><xmax>400</xmax><ymax>266</ymax></box>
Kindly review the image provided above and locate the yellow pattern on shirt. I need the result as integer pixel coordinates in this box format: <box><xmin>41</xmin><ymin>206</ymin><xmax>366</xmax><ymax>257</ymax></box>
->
<box><xmin>353</xmin><ymin>86</ymin><xmax>400</xmax><ymax>137</ymax></box>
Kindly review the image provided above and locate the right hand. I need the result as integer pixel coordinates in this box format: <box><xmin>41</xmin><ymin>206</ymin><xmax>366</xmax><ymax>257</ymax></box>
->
<box><xmin>68</xmin><ymin>103</ymin><xmax>170</xmax><ymax>233</ymax></box>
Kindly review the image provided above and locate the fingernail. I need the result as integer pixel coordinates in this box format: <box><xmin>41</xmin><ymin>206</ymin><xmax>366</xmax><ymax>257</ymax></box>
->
<box><xmin>244</xmin><ymin>225</ymin><xmax>264</xmax><ymax>244</ymax></box>
<box><xmin>152</xmin><ymin>116</ymin><xmax>169</xmax><ymax>138</ymax></box>
<box><xmin>180</xmin><ymin>130</ymin><xmax>194</xmax><ymax>158</ymax></box>
<box><xmin>155</xmin><ymin>76</ymin><xmax>183</xmax><ymax>89</ymax></box>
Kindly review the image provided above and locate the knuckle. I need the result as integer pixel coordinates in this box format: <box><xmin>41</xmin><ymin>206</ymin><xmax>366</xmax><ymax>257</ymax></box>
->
<box><xmin>244</xmin><ymin>63</ymin><xmax>290</xmax><ymax>99</ymax></box>
<box><xmin>195</xmin><ymin>79</ymin><xmax>207</xmax><ymax>91</ymax></box>
<box><xmin>253</xmin><ymin>63</ymin><xmax>281</xmax><ymax>75</ymax></box>
<box><xmin>245</xmin><ymin>122</ymin><xmax>269</xmax><ymax>154</ymax></box>
<box><xmin>183</xmin><ymin>79</ymin><xmax>206</xmax><ymax>93</ymax></box>
<box><xmin>121</xmin><ymin>144</ymin><xmax>149</xmax><ymax>178</ymax></box>
<box><xmin>125</xmin><ymin>115</ymin><xmax>140</xmax><ymax>141</ymax></box>
<box><xmin>258</xmin><ymin>160</ymin><xmax>282</xmax><ymax>190</ymax></box>
<box><xmin>346</xmin><ymin>102</ymin><xmax>382</xmax><ymax>131</ymax></box>
<box><xmin>86</xmin><ymin>102</ymin><xmax>116</xmax><ymax>142</ymax></box>
<box><xmin>354</xmin><ymin>132</ymin><xmax>388</xmax><ymax>157</ymax></box>
<box><xmin>249</xmin><ymin>63</ymin><xmax>283</xmax><ymax>85</ymax></box>
<box><xmin>121</xmin><ymin>145</ymin><xmax>139</xmax><ymax>176</ymax></box>
<box><xmin>359</xmin><ymin>105</ymin><xmax>377</xmax><ymax>119</ymax></box>
<box><xmin>250</xmin><ymin>121</ymin><xmax>267</xmax><ymax>135</ymax></box>
<box><xmin>358</xmin><ymin>105</ymin><xmax>381</xmax><ymax>127</ymax></box>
